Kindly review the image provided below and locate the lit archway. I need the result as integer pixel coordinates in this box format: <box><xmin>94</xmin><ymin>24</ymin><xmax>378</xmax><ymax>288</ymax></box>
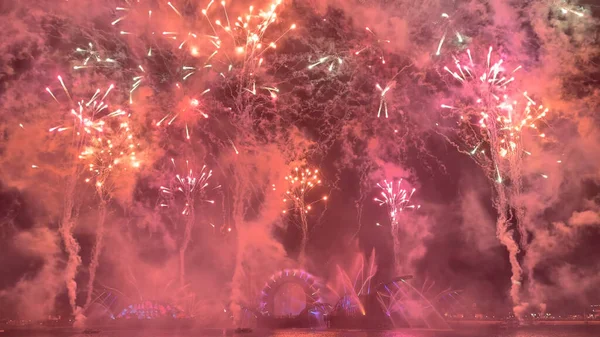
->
<box><xmin>259</xmin><ymin>269</ymin><xmax>322</xmax><ymax>317</ymax></box>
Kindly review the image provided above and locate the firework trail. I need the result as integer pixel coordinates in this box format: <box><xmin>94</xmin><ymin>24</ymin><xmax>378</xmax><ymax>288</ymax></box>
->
<box><xmin>160</xmin><ymin>159</ymin><xmax>218</xmax><ymax>286</ymax></box>
<box><xmin>225</xmin><ymin>148</ymin><xmax>290</xmax><ymax>324</ymax></box>
<box><xmin>46</xmin><ymin>77</ymin><xmax>121</xmax><ymax>318</ymax></box>
<box><xmin>440</xmin><ymin>47</ymin><xmax>549</xmax><ymax>317</ymax></box>
<box><xmin>78</xmin><ymin>113</ymin><xmax>143</xmax><ymax>309</ymax></box>
<box><xmin>281</xmin><ymin>166</ymin><xmax>328</xmax><ymax>264</ymax></box>
<box><xmin>374</xmin><ymin>179</ymin><xmax>420</xmax><ymax>273</ymax></box>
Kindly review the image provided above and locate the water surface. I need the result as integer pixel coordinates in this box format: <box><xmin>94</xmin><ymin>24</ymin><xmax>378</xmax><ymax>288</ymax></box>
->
<box><xmin>3</xmin><ymin>327</ymin><xmax>600</xmax><ymax>337</ymax></box>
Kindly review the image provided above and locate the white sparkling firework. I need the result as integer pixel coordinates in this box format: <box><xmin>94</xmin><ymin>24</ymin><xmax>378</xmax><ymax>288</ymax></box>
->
<box><xmin>374</xmin><ymin>179</ymin><xmax>420</xmax><ymax>228</ymax></box>
<box><xmin>443</xmin><ymin>46</ymin><xmax>521</xmax><ymax>102</ymax></box>
<box><xmin>160</xmin><ymin>159</ymin><xmax>219</xmax><ymax>216</ymax></box>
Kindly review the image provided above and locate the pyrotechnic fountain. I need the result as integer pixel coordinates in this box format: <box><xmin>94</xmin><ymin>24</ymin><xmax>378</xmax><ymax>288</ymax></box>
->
<box><xmin>323</xmin><ymin>250</ymin><xmax>450</xmax><ymax>330</ymax></box>
<box><xmin>376</xmin><ymin>277</ymin><xmax>449</xmax><ymax>329</ymax></box>
<box><xmin>324</xmin><ymin>250</ymin><xmax>379</xmax><ymax>328</ymax></box>
<box><xmin>330</xmin><ymin>249</ymin><xmax>377</xmax><ymax>317</ymax></box>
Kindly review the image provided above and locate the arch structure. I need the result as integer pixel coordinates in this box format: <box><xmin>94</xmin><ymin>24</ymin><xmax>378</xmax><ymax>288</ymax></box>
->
<box><xmin>259</xmin><ymin>269</ymin><xmax>322</xmax><ymax>316</ymax></box>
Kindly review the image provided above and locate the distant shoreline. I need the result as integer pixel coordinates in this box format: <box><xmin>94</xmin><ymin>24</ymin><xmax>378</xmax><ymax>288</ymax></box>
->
<box><xmin>449</xmin><ymin>320</ymin><xmax>600</xmax><ymax>326</ymax></box>
<box><xmin>3</xmin><ymin>320</ymin><xmax>600</xmax><ymax>332</ymax></box>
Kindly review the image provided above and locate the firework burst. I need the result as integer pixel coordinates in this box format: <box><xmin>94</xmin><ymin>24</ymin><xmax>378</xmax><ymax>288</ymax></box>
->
<box><xmin>443</xmin><ymin>47</ymin><xmax>521</xmax><ymax>102</ymax></box>
<box><xmin>132</xmin><ymin>0</ymin><xmax>296</xmax><ymax>78</ymax></box>
<box><xmin>159</xmin><ymin>158</ymin><xmax>219</xmax><ymax>286</ymax></box>
<box><xmin>78</xmin><ymin>115</ymin><xmax>142</xmax><ymax>194</ymax></box>
<box><xmin>159</xmin><ymin>158</ymin><xmax>218</xmax><ymax>216</ymax></box>
<box><xmin>281</xmin><ymin>166</ymin><xmax>328</xmax><ymax>215</ymax></box>
<box><xmin>374</xmin><ymin>179</ymin><xmax>420</xmax><ymax>229</ymax></box>
<box><xmin>78</xmin><ymin>111</ymin><xmax>142</xmax><ymax>311</ymax></box>
<box><xmin>280</xmin><ymin>166</ymin><xmax>328</xmax><ymax>263</ymax></box>
<box><xmin>441</xmin><ymin>93</ymin><xmax>549</xmax><ymax>181</ymax></box>
<box><xmin>155</xmin><ymin>90</ymin><xmax>211</xmax><ymax>141</ymax></box>
<box><xmin>374</xmin><ymin>179</ymin><xmax>419</xmax><ymax>274</ymax></box>
<box><xmin>46</xmin><ymin>77</ymin><xmax>118</xmax><ymax>136</ymax></box>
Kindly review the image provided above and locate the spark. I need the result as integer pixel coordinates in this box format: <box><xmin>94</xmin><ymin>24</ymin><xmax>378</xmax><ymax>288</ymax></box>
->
<box><xmin>308</xmin><ymin>56</ymin><xmax>330</xmax><ymax>70</ymax></box>
<box><xmin>436</xmin><ymin>33</ymin><xmax>446</xmax><ymax>56</ymax></box>
<box><xmin>46</xmin><ymin>87</ymin><xmax>58</xmax><ymax>103</ymax></box>
<box><xmin>58</xmin><ymin>76</ymin><xmax>71</xmax><ymax>100</ymax></box>
<box><xmin>560</xmin><ymin>5</ymin><xmax>585</xmax><ymax>17</ymax></box>
<box><xmin>229</xmin><ymin>139</ymin><xmax>239</xmax><ymax>154</ymax></box>
<box><xmin>167</xmin><ymin>2</ymin><xmax>182</xmax><ymax>17</ymax></box>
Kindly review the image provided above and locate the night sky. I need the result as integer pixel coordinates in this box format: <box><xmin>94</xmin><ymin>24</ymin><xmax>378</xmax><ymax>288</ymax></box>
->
<box><xmin>1</xmin><ymin>0</ymin><xmax>600</xmax><ymax>323</ymax></box>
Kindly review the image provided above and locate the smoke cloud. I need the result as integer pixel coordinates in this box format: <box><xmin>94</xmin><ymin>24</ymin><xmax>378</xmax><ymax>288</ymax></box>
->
<box><xmin>0</xmin><ymin>228</ymin><xmax>63</xmax><ymax>320</ymax></box>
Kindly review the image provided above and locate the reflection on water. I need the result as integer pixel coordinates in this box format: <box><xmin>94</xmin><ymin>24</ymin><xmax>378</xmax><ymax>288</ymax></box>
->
<box><xmin>3</xmin><ymin>327</ymin><xmax>600</xmax><ymax>337</ymax></box>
